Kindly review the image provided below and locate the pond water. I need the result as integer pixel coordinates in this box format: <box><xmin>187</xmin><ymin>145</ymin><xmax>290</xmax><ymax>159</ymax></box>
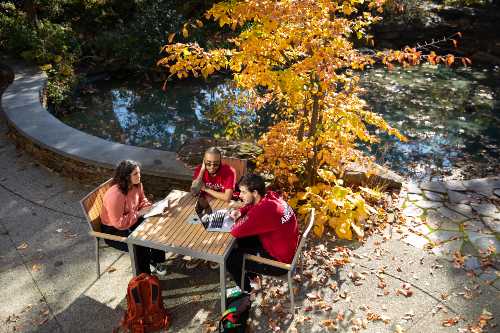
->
<box><xmin>56</xmin><ymin>64</ymin><xmax>500</xmax><ymax>181</ymax></box>
<box><xmin>359</xmin><ymin>64</ymin><xmax>499</xmax><ymax>181</ymax></box>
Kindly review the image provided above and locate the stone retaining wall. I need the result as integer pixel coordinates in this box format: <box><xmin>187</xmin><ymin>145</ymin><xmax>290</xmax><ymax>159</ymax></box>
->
<box><xmin>0</xmin><ymin>61</ymin><xmax>192</xmax><ymax>198</ymax></box>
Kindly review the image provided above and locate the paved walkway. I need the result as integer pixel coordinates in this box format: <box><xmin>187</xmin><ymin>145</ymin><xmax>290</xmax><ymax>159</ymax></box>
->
<box><xmin>0</xmin><ymin>110</ymin><xmax>498</xmax><ymax>332</ymax></box>
<box><xmin>398</xmin><ymin>179</ymin><xmax>499</xmax><ymax>288</ymax></box>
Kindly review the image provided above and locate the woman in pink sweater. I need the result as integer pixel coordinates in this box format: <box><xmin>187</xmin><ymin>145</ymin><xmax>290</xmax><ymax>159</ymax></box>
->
<box><xmin>100</xmin><ymin>160</ymin><xmax>166</xmax><ymax>275</ymax></box>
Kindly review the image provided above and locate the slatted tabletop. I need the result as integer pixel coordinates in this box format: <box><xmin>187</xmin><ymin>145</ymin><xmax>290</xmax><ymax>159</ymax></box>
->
<box><xmin>129</xmin><ymin>190</ymin><xmax>234</xmax><ymax>261</ymax></box>
<box><xmin>127</xmin><ymin>190</ymin><xmax>236</xmax><ymax>313</ymax></box>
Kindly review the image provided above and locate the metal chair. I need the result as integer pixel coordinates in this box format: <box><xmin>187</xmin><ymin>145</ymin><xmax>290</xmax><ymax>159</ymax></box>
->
<box><xmin>221</xmin><ymin>156</ymin><xmax>247</xmax><ymax>183</ymax></box>
<box><xmin>80</xmin><ymin>179</ymin><xmax>126</xmax><ymax>279</ymax></box>
<box><xmin>240</xmin><ymin>208</ymin><xmax>315</xmax><ymax>311</ymax></box>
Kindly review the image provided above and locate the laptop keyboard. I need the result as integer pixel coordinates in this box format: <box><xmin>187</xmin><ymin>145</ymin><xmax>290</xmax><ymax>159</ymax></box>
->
<box><xmin>204</xmin><ymin>211</ymin><xmax>226</xmax><ymax>229</ymax></box>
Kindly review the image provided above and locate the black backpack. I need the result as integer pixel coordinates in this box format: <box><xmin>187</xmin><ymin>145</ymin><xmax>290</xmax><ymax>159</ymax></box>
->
<box><xmin>218</xmin><ymin>291</ymin><xmax>252</xmax><ymax>333</ymax></box>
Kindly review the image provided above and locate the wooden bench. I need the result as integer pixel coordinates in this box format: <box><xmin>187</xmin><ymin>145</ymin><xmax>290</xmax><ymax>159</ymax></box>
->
<box><xmin>80</xmin><ymin>179</ymin><xmax>126</xmax><ymax>279</ymax></box>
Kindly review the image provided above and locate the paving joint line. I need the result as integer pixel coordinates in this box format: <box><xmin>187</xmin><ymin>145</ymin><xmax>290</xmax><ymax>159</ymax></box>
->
<box><xmin>356</xmin><ymin>262</ymin><xmax>460</xmax><ymax>315</ymax></box>
<box><xmin>0</xmin><ymin>181</ymin><xmax>84</xmax><ymax>221</ymax></box>
<box><xmin>0</xmin><ymin>220</ymin><xmax>66</xmax><ymax>332</ymax></box>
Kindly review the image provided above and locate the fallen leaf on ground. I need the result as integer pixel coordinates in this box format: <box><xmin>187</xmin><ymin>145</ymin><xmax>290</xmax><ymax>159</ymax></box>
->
<box><xmin>394</xmin><ymin>324</ymin><xmax>404</xmax><ymax>332</ymax></box>
<box><xmin>402</xmin><ymin>311</ymin><xmax>415</xmax><ymax>321</ymax></box>
<box><xmin>321</xmin><ymin>319</ymin><xmax>336</xmax><ymax>327</ymax></box>
<box><xmin>431</xmin><ymin>304</ymin><xmax>443</xmax><ymax>316</ymax></box>
<box><xmin>396</xmin><ymin>283</ymin><xmax>413</xmax><ymax>297</ymax></box>
<box><xmin>453</xmin><ymin>252</ymin><xmax>465</xmax><ymax>269</ymax></box>
<box><xmin>17</xmin><ymin>242</ymin><xmax>29</xmax><ymax>250</ymax></box>
<box><xmin>366</xmin><ymin>311</ymin><xmax>382</xmax><ymax>321</ymax></box>
<box><xmin>467</xmin><ymin>309</ymin><xmax>494</xmax><ymax>333</ymax></box>
<box><xmin>442</xmin><ymin>316</ymin><xmax>460</xmax><ymax>327</ymax></box>
<box><xmin>306</xmin><ymin>292</ymin><xmax>321</xmax><ymax>300</ymax></box>
<box><xmin>63</xmin><ymin>232</ymin><xmax>78</xmax><ymax>239</ymax></box>
<box><xmin>107</xmin><ymin>267</ymin><xmax>117</xmax><ymax>273</ymax></box>
<box><xmin>35</xmin><ymin>317</ymin><xmax>48</xmax><ymax>326</ymax></box>
<box><xmin>32</xmin><ymin>264</ymin><xmax>42</xmax><ymax>272</ymax></box>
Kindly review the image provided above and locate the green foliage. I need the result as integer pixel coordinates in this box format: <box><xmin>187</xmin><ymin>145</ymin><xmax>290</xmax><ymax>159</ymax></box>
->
<box><xmin>0</xmin><ymin>2</ymin><xmax>80</xmax><ymax>107</ymax></box>
<box><xmin>88</xmin><ymin>0</ymin><xmax>184</xmax><ymax>70</ymax></box>
<box><xmin>0</xmin><ymin>0</ymin><xmax>238</xmax><ymax>107</ymax></box>
<box><xmin>443</xmin><ymin>0</ymin><xmax>492</xmax><ymax>6</ymax></box>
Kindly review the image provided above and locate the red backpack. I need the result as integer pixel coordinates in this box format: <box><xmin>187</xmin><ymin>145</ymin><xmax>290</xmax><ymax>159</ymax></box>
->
<box><xmin>117</xmin><ymin>273</ymin><xmax>170</xmax><ymax>333</ymax></box>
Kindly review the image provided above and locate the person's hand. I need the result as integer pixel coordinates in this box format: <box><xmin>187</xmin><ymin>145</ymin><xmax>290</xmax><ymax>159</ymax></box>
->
<box><xmin>200</xmin><ymin>160</ymin><xmax>206</xmax><ymax>172</ymax></box>
<box><xmin>229</xmin><ymin>209</ymin><xmax>241</xmax><ymax>221</ymax></box>
<box><xmin>191</xmin><ymin>184</ymin><xmax>200</xmax><ymax>196</ymax></box>
<box><xmin>229</xmin><ymin>200</ymin><xmax>243</xmax><ymax>209</ymax></box>
<box><xmin>138</xmin><ymin>206</ymin><xmax>152</xmax><ymax>217</ymax></box>
<box><xmin>200</xmin><ymin>184</ymin><xmax>207</xmax><ymax>192</ymax></box>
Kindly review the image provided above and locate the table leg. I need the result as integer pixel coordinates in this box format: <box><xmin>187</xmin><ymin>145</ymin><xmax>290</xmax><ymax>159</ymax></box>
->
<box><xmin>220</xmin><ymin>260</ymin><xmax>226</xmax><ymax>313</ymax></box>
<box><xmin>128</xmin><ymin>243</ymin><xmax>139</xmax><ymax>276</ymax></box>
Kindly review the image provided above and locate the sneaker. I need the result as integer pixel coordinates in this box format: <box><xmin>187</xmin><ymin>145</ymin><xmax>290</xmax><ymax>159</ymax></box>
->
<box><xmin>150</xmin><ymin>263</ymin><xmax>167</xmax><ymax>276</ymax></box>
<box><xmin>165</xmin><ymin>252</ymin><xmax>179</xmax><ymax>261</ymax></box>
<box><xmin>185</xmin><ymin>258</ymin><xmax>203</xmax><ymax>269</ymax></box>
<box><xmin>226</xmin><ymin>286</ymin><xmax>242</xmax><ymax>298</ymax></box>
<box><xmin>208</xmin><ymin>261</ymin><xmax>220</xmax><ymax>270</ymax></box>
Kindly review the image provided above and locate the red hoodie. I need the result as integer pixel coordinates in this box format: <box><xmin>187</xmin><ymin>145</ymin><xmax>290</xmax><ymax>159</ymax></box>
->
<box><xmin>230</xmin><ymin>191</ymin><xmax>299</xmax><ymax>263</ymax></box>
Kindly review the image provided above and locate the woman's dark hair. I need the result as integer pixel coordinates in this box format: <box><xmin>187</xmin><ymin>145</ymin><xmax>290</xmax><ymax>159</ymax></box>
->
<box><xmin>112</xmin><ymin>160</ymin><xmax>141</xmax><ymax>194</ymax></box>
<box><xmin>239</xmin><ymin>173</ymin><xmax>266</xmax><ymax>196</ymax></box>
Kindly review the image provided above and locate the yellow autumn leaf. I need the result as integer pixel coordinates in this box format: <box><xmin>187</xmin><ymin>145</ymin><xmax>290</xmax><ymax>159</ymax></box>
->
<box><xmin>288</xmin><ymin>197</ymin><xmax>298</xmax><ymax>209</ymax></box>
<box><xmin>297</xmin><ymin>207</ymin><xmax>309</xmax><ymax>216</ymax></box>
<box><xmin>313</xmin><ymin>222</ymin><xmax>324</xmax><ymax>238</ymax></box>
<box><xmin>296</xmin><ymin>192</ymin><xmax>307</xmax><ymax>200</ymax></box>
<box><xmin>335</xmin><ymin>219</ymin><xmax>352</xmax><ymax>240</ymax></box>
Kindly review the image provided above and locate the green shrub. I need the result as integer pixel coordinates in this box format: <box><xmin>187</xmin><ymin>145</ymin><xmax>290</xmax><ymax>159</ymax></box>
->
<box><xmin>0</xmin><ymin>2</ymin><xmax>80</xmax><ymax>107</ymax></box>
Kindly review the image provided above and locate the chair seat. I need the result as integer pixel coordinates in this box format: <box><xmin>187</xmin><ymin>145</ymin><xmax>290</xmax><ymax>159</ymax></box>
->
<box><xmin>243</xmin><ymin>254</ymin><xmax>291</xmax><ymax>270</ymax></box>
<box><xmin>241</xmin><ymin>209</ymin><xmax>315</xmax><ymax>313</ymax></box>
<box><xmin>90</xmin><ymin>230</ymin><xmax>127</xmax><ymax>243</ymax></box>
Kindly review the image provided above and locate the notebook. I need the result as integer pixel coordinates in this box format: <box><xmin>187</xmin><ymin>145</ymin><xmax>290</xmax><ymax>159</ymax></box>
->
<box><xmin>143</xmin><ymin>198</ymin><xmax>169</xmax><ymax>219</ymax></box>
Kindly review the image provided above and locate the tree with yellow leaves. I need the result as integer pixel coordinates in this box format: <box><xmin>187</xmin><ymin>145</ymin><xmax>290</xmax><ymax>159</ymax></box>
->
<box><xmin>157</xmin><ymin>0</ymin><xmax>459</xmax><ymax>239</ymax></box>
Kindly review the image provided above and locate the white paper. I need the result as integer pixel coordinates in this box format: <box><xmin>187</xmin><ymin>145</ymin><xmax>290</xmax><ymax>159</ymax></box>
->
<box><xmin>143</xmin><ymin>198</ymin><xmax>169</xmax><ymax>219</ymax></box>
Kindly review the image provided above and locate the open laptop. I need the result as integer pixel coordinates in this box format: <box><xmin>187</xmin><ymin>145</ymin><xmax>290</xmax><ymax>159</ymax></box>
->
<box><xmin>187</xmin><ymin>209</ymin><xmax>234</xmax><ymax>232</ymax></box>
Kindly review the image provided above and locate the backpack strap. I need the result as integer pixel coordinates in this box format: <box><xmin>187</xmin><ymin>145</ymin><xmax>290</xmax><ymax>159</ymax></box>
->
<box><xmin>218</xmin><ymin>307</ymin><xmax>242</xmax><ymax>332</ymax></box>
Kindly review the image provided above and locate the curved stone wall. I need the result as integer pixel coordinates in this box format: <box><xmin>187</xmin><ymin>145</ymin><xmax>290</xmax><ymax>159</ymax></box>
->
<box><xmin>0</xmin><ymin>62</ymin><xmax>192</xmax><ymax>196</ymax></box>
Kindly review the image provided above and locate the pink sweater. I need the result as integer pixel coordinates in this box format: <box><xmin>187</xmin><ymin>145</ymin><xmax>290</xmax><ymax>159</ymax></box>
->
<box><xmin>100</xmin><ymin>183</ymin><xmax>151</xmax><ymax>230</ymax></box>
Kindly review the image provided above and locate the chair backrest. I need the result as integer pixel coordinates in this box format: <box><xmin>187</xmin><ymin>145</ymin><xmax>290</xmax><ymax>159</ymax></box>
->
<box><xmin>222</xmin><ymin>157</ymin><xmax>248</xmax><ymax>183</ymax></box>
<box><xmin>80</xmin><ymin>179</ymin><xmax>113</xmax><ymax>233</ymax></box>
<box><xmin>290</xmin><ymin>208</ymin><xmax>315</xmax><ymax>269</ymax></box>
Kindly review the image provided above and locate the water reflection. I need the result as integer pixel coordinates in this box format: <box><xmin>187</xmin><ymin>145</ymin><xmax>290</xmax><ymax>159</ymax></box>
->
<box><xmin>58</xmin><ymin>64</ymin><xmax>500</xmax><ymax>181</ymax></box>
<box><xmin>360</xmin><ymin>64</ymin><xmax>499</xmax><ymax>181</ymax></box>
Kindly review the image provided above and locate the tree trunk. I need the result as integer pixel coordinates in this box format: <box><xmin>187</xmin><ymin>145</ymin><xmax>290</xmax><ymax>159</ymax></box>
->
<box><xmin>23</xmin><ymin>0</ymin><xmax>39</xmax><ymax>27</ymax></box>
<box><xmin>297</xmin><ymin>96</ymin><xmax>309</xmax><ymax>142</ymax></box>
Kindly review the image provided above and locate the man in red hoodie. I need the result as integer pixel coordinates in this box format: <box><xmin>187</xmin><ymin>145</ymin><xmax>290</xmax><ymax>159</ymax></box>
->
<box><xmin>228</xmin><ymin>173</ymin><xmax>299</xmax><ymax>291</ymax></box>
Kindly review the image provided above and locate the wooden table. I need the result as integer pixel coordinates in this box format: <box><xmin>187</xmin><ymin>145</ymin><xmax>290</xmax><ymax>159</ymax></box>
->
<box><xmin>127</xmin><ymin>190</ymin><xmax>236</xmax><ymax>312</ymax></box>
